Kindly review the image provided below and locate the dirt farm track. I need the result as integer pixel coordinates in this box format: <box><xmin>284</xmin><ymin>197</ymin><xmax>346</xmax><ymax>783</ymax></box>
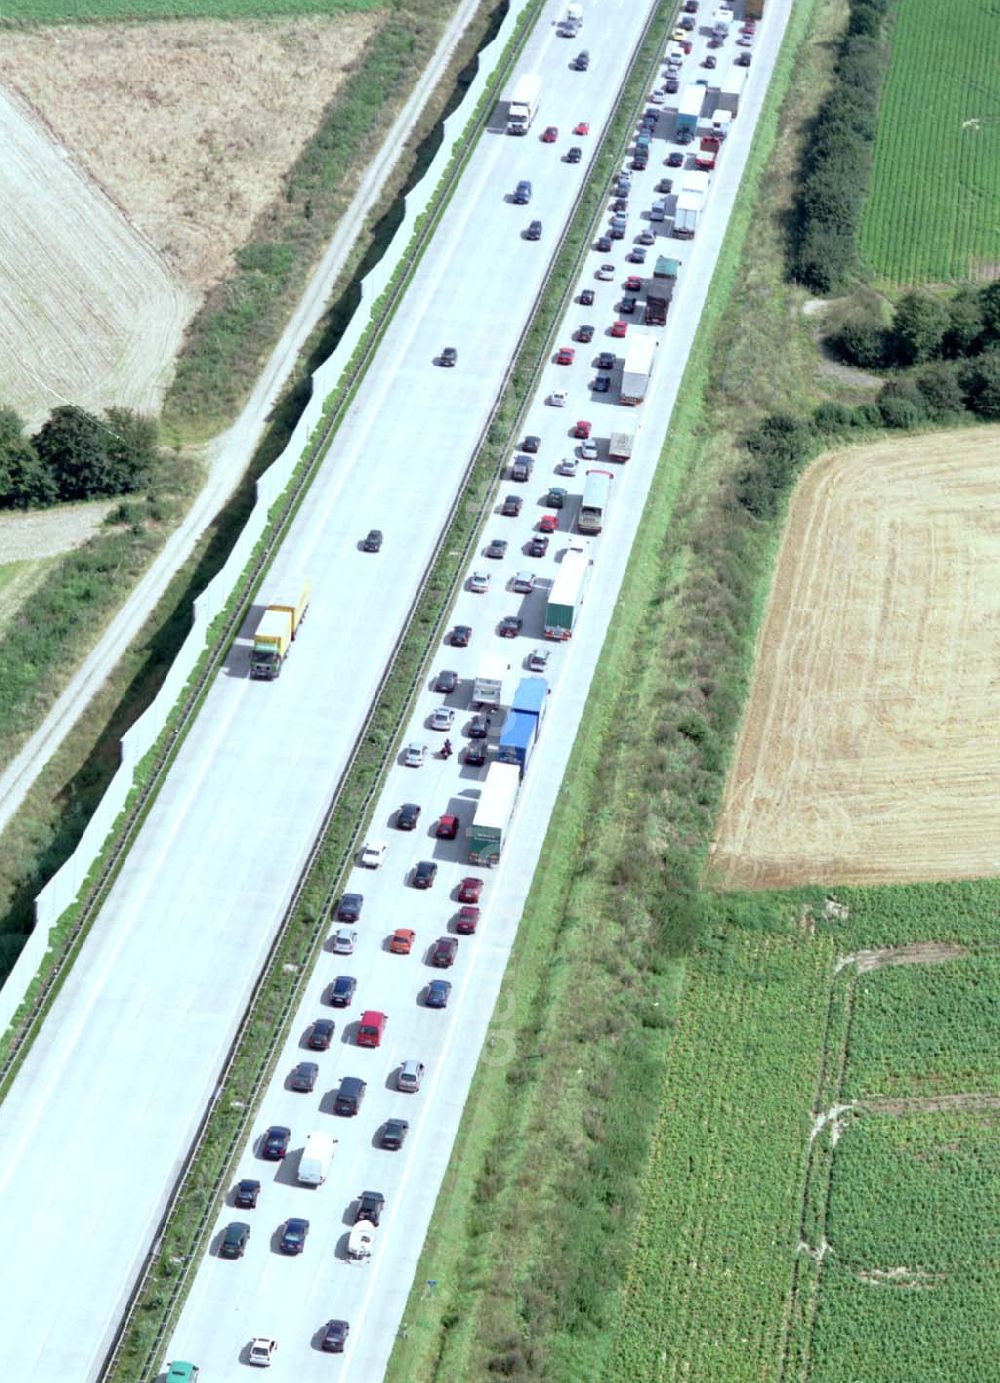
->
<box><xmin>710</xmin><ymin>426</ymin><xmax>1000</xmax><ymax>890</ymax></box>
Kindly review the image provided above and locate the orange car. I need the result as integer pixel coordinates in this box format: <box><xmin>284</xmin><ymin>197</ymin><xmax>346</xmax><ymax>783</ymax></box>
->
<box><xmin>389</xmin><ymin>928</ymin><xmax>416</xmax><ymax>955</ymax></box>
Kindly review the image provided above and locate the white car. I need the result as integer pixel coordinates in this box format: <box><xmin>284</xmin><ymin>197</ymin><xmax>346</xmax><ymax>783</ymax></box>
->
<box><xmin>332</xmin><ymin>928</ymin><xmax>358</xmax><ymax>954</ymax></box>
<box><xmin>248</xmin><ymin>1337</ymin><xmax>277</xmax><ymax>1367</ymax></box>
<box><xmin>469</xmin><ymin>569</ymin><xmax>491</xmax><ymax>593</ymax></box>
<box><xmin>648</xmin><ymin>88</ymin><xmax>665</xmax><ymax>102</ymax></box>
<box><xmin>596</xmin><ymin>263</ymin><xmax>615</xmax><ymax>281</ymax></box>
<box><xmin>558</xmin><ymin>456</ymin><xmax>579</xmax><ymax>477</ymax></box>
<box><xmin>527</xmin><ymin>647</ymin><xmax>550</xmax><ymax>672</ymax></box>
<box><xmin>512</xmin><ymin>571</ymin><xmax>535</xmax><ymax>594</ymax></box>
<box><xmin>579</xmin><ymin>438</ymin><xmax>598</xmax><ymax>460</ymax></box>
<box><xmin>430</xmin><ymin>706</ymin><xmax>455</xmax><ymax>731</ymax></box>
<box><xmin>549</xmin><ymin>389</ymin><xmax>567</xmax><ymax>408</ymax></box>
<box><xmin>403</xmin><ymin>742</ymin><xmax>427</xmax><ymax>767</ymax></box>
<box><xmin>358</xmin><ymin>842</ymin><xmax>386</xmax><ymax>869</ymax></box>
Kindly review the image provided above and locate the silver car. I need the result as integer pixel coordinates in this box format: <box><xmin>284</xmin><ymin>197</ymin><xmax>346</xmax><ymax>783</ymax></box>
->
<box><xmin>430</xmin><ymin>707</ymin><xmax>455</xmax><ymax>731</ymax></box>
<box><xmin>397</xmin><ymin>1059</ymin><xmax>425</xmax><ymax>1093</ymax></box>
<box><xmin>332</xmin><ymin>928</ymin><xmax>358</xmax><ymax>955</ymax></box>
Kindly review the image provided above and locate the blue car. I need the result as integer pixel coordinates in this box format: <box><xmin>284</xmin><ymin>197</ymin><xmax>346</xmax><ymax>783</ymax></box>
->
<box><xmin>425</xmin><ymin>979</ymin><xmax>453</xmax><ymax>1009</ymax></box>
<box><xmin>329</xmin><ymin>975</ymin><xmax>357</xmax><ymax>1008</ymax></box>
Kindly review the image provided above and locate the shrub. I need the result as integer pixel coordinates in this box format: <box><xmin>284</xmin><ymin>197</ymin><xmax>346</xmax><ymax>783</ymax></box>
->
<box><xmin>914</xmin><ymin>362</ymin><xmax>966</xmax><ymax>418</ymax></box>
<box><xmin>944</xmin><ymin>290</ymin><xmax>985</xmax><ymax>358</ymax></box>
<box><xmin>830</xmin><ymin>310</ymin><xmax>890</xmax><ymax>368</ymax></box>
<box><xmin>736</xmin><ymin>414</ymin><xmax>816</xmax><ymax>518</ymax></box>
<box><xmin>961</xmin><ymin>348</ymin><xmax>1000</xmax><ymax>418</ymax></box>
<box><xmin>979</xmin><ymin>281</ymin><xmax>1000</xmax><ymax>344</ymax></box>
<box><xmin>814</xmin><ymin>401</ymin><xmax>860</xmax><ymax>432</ymax></box>
<box><xmin>878</xmin><ymin>396</ymin><xmax>924</xmax><ymax>429</ymax></box>
<box><xmin>891</xmin><ymin>291</ymin><xmax>949</xmax><ymax>365</ymax></box>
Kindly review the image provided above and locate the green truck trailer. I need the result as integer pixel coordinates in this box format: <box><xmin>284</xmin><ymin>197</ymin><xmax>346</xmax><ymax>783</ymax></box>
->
<box><xmin>249</xmin><ymin>578</ymin><xmax>311</xmax><ymax>680</ymax></box>
<box><xmin>468</xmin><ymin>762</ymin><xmax>521</xmax><ymax>866</ymax></box>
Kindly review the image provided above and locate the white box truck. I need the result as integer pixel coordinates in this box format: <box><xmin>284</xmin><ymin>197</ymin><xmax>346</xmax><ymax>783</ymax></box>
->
<box><xmin>471</xmin><ymin>654</ymin><xmax>510</xmax><ymax>710</ymax></box>
<box><xmin>298</xmin><ymin>1132</ymin><xmax>336</xmax><ymax>1186</ymax></box>
<box><xmin>674</xmin><ymin>170</ymin><xmax>711</xmax><ymax>238</ymax></box>
<box><xmin>620</xmin><ymin>333</ymin><xmax>657</xmax><ymax>405</ymax></box>
<box><xmin>507</xmin><ymin>74</ymin><xmax>542</xmax><ymax>135</ymax></box>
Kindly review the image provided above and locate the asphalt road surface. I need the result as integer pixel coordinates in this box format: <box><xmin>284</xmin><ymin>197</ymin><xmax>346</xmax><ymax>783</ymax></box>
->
<box><xmin>0</xmin><ymin>3</ymin><xmax>660</xmax><ymax>1381</ymax></box>
<box><xmin>167</xmin><ymin>1</ymin><xmax>794</xmax><ymax>1379</ymax></box>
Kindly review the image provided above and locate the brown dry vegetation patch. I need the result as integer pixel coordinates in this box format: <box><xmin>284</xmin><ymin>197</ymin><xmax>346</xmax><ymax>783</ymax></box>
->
<box><xmin>0</xmin><ymin>15</ymin><xmax>383</xmax><ymax>295</ymax></box>
<box><xmin>852</xmin><ymin>941</ymin><xmax>971</xmax><ymax>973</ymax></box>
<box><xmin>710</xmin><ymin>426</ymin><xmax>1000</xmax><ymax>890</ymax></box>
<box><xmin>859</xmin><ymin>1093</ymin><xmax>1000</xmax><ymax>1117</ymax></box>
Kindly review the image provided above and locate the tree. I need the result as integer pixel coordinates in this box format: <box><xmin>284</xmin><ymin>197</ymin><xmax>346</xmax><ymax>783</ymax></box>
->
<box><xmin>892</xmin><ymin>292</ymin><xmax>948</xmax><ymax>365</ymax></box>
<box><xmin>979</xmin><ymin>280</ymin><xmax>1000</xmax><ymax>344</ymax></box>
<box><xmin>32</xmin><ymin>406</ymin><xmax>112</xmax><ymax>501</ymax></box>
<box><xmin>0</xmin><ymin>407</ymin><xmax>57</xmax><ymax>509</ymax></box>
<box><xmin>104</xmin><ymin>408</ymin><xmax>159</xmax><ymax>494</ymax></box>
<box><xmin>830</xmin><ymin>310</ymin><xmax>889</xmax><ymax>368</ymax></box>
<box><xmin>915</xmin><ymin>362</ymin><xmax>965</xmax><ymax>418</ymax></box>
<box><xmin>944</xmin><ymin>289</ymin><xmax>984</xmax><ymax>358</ymax></box>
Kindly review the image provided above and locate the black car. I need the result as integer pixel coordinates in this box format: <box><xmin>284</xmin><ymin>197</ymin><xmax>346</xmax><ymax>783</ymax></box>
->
<box><xmin>522</xmin><ymin>434</ymin><xmax>541</xmax><ymax>453</ymax></box>
<box><xmin>431</xmin><ymin>935</ymin><xmax>459</xmax><ymax>968</ymax></box>
<box><xmin>612</xmin><ymin>197</ymin><xmax>628</xmax><ymax>213</ymax></box>
<box><xmin>657</xmin><ymin>177</ymin><xmax>674</xmax><ymax>194</ymax></box>
<box><xmin>610</xmin><ymin>223</ymin><xmax>626</xmax><ymax>239</ymax></box>
<box><xmin>290</xmin><ymin>1061</ymin><xmax>319</xmax><ymax>1093</ymax></box>
<box><xmin>279</xmin><ymin>1217</ymin><xmax>310</xmax><ymax>1255</ymax></box>
<box><xmin>528</xmin><ymin>535</ymin><xmax>549</xmax><ymax>558</ymax></box>
<box><xmin>362</xmin><ymin>529</ymin><xmax>383</xmax><ymax>552</ymax></box>
<box><xmin>665</xmin><ymin>76</ymin><xmax>680</xmax><ymax>93</ymax></box>
<box><xmin>526</xmin><ymin>219</ymin><xmax>542</xmax><ymax>241</ymax></box>
<box><xmin>576</xmin><ymin>324</ymin><xmax>595</xmax><ymax>343</ymax></box>
<box><xmin>337</xmin><ymin>893</ymin><xmax>364</xmax><ymax>923</ymax></box>
<box><xmin>501</xmin><ymin>494</ymin><xmax>523</xmax><ymax>517</ymax></box>
<box><xmin>464</xmin><ymin>740</ymin><xmax>488</xmax><ymax>767</ymax></box>
<box><xmin>435</xmin><ymin>668</ymin><xmax>458</xmax><ymax>693</ymax></box>
<box><xmin>397</xmin><ymin>802</ymin><xmax>421</xmax><ymax>830</ymax></box>
<box><xmin>703</xmin><ymin>53</ymin><xmax>717</xmax><ymax>67</ymax></box>
<box><xmin>667</xmin><ymin>151</ymin><xmax>685</xmax><ymax>168</ymax></box>
<box><xmin>632</xmin><ymin>155</ymin><xmax>648</xmax><ymax>171</ymax></box>
<box><xmin>234</xmin><ymin>1178</ymin><xmax>261</xmax><ymax>1210</ymax></box>
<box><xmin>574</xmin><ymin>49</ymin><xmax>589</xmax><ymax>70</ymax></box>
<box><xmin>596</xmin><ymin>350</ymin><xmax>616</xmax><ymax>370</ymax></box>
<box><xmin>426</xmin><ymin>979</ymin><xmax>453</xmax><ymax>1009</ymax></box>
<box><xmin>220</xmin><ymin>1222</ymin><xmax>251</xmax><ymax>1259</ymax></box>
<box><xmin>579</xmin><ymin>288</ymin><xmax>595</xmax><ymax>306</ymax></box>
<box><xmin>355</xmin><ymin>1190</ymin><xmax>386</xmax><ymax>1226</ymax></box>
<box><xmin>440</xmin><ymin>346</ymin><xmax>458</xmax><ymax>366</ymax></box>
<box><xmin>309</xmin><ymin>1017</ymin><xmax>336</xmax><ymax>1049</ymax></box>
<box><xmin>498</xmin><ymin>616</ymin><xmax>523</xmax><ymax>639</ymax></box>
<box><xmin>511</xmin><ymin>455</ymin><xmax>533</xmax><ymax>482</ymax></box>
<box><xmin>261</xmin><ymin>1126</ymin><xmax>291</xmax><ymax>1160</ymax></box>
<box><xmin>413</xmin><ymin>860</ymin><xmax>438</xmax><ymax>890</ymax></box>
<box><xmin>566</xmin><ymin>145</ymin><xmax>582</xmax><ymax>163</ymax></box>
<box><xmin>380</xmin><ymin>1118</ymin><xmax>410</xmax><ymax>1151</ymax></box>
<box><xmin>467</xmin><ymin>716</ymin><xmax>490</xmax><ymax>739</ymax></box>
<box><xmin>595</xmin><ymin>234</ymin><xmax>613</xmax><ymax>253</ymax></box>
<box><xmin>736</xmin><ymin>50</ymin><xmax>752</xmax><ymax>66</ymax></box>
<box><xmin>620</xmin><ymin>295</ymin><xmax>637</xmax><ymax>315</ymax></box>
<box><xmin>676</xmin><ymin>127</ymin><xmax>694</xmax><ymax>146</ymax></box>
<box><xmin>328</xmin><ymin>975</ymin><xmax>356</xmax><ymax>1008</ymax></box>
<box><xmin>593</xmin><ymin>376</ymin><xmax>611</xmax><ymax>393</ymax></box>
<box><xmin>450</xmin><ymin>625</ymin><xmax>472</xmax><ymax>647</ymax></box>
<box><xmin>322</xmin><ymin>1320</ymin><xmax>350</xmax><ymax>1354</ymax></box>
<box><xmin>334</xmin><ymin>1076</ymin><xmax>366</xmax><ymax>1116</ymax></box>
<box><xmin>485</xmin><ymin>538</ymin><xmax>509</xmax><ymax>559</ymax></box>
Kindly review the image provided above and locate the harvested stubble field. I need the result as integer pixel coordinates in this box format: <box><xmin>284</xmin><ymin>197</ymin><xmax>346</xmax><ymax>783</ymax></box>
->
<box><xmin>0</xmin><ymin>13</ymin><xmax>380</xmax><ymax>425</ymax></box>
<box><xmin>710</xmin><ymin>426</ymin><xmax>1000</xmax><ymax>891</ymax></box>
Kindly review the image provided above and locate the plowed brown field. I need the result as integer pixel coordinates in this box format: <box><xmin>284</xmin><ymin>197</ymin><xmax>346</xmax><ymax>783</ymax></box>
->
<box><xmin>710</xmin><ymin>427</ymin><xmax>1000</xmax><ymax>890</ymax></box>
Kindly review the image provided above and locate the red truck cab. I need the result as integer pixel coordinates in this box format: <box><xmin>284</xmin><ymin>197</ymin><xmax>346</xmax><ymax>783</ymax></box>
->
<box><xmin>357</xmin><ymin>1010</ymin><xmax>387</xmax><ymax>1048</ymax></box>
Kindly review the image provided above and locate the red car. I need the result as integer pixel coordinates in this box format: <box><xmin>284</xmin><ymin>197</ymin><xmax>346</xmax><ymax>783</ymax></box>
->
<box><xmin>555</xmin><ymin>346</ymin><xmax>575</xmax><ymax>365</ymax></box>
<box><xmin>573</xmin><ymin>419</ymin><xmax>592</xmax><ymax>438</ymax></box>
<box><xmin>610</xmin><ymin>320</ymin><xmax>627</xmax><ymax>338</ymax></box>
<box><xmin>573</xmin><ymin>121</ymin><xmax>590</xmax><ymax>136</ymax></box>
<box><xmin>436</xmin><ymin>814</ymin><xmax>459</xmax><ymax>840</ymax></box>
<box><xmin>539</xmin><ymin>514</ymin><xmax>558</xmax><ymax>534</ymax></box>
<box><xmin>458</xmin><ymin>876</ymin><xmax>483</xmax><ymax>903</ymax></box>
<box><xmin>541</xmin><ymin>125</ymin><xmax>558</xmax><ymax>143</ymax></box>
<box><xmin>456</xmin><ymin>906</ymin><xmax>480</xmax><ymax>935</ymax></box>
<box><xmin>624</xmin><ymin>275</ymin><xmax>642</xmax><ymax>292</ymax></box>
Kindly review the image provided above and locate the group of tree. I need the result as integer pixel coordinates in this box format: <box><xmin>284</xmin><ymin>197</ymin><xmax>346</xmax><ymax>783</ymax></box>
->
<box><xmin>830</xmin><ymin>280</ymin><xmax>1000</xmax><ymax>370</ymax></box>
<box><xmin>0</xmin><ymin>405</ymin><xmax>159</xmax><ymax>511</ymax></box>
<box><xmin>789</xmin><ymin>0</ymin><xmax>892</xmax><ymax>293</ymax></box>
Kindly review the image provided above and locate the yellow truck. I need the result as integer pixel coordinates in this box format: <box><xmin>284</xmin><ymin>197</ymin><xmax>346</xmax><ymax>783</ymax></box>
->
<box><xmin>249</xmin><ymin>578</ymin><xmax>310</xmax><ymax>680</ymax></box>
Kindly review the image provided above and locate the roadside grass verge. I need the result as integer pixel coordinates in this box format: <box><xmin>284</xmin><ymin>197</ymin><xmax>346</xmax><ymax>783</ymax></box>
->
<box><xmin>858</xmin><ymin>0</ymin><xmax>1000</xmax><ymax>284</ymax></box>
<box><xmin>1</xmin><ymin>0</ymin><xmax>380</xmax><ymax>20</ymax></box>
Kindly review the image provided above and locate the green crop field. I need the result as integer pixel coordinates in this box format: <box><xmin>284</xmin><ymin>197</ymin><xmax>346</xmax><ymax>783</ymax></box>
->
<box><xmin>859</xmin><ymin>0</ymin><xmax>1000</xmax><ymax>283</ymax></box>
<box><xmin>1</xmin><ymin>0</ymin><xmax>376</xmax><ymax>22</ymax></box>
<box><xmin>610</xmin><ymin>884</ymin><xmax>1000</xmax><ymax>1383</ymax></box>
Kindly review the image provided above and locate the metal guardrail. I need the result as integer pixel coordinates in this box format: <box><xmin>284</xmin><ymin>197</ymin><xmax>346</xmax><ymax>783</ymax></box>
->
<box><xmin>97</xmin><ymin>0</ymin><xmax>672</xmax><ymax>1373</ymax></box>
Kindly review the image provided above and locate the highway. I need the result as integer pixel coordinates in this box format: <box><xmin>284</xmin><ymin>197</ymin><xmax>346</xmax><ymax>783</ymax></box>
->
<box><xmin>166</xmin><ymin>0</ymin><xmax>794</xmax><ymax>1379</ymax></box>
<box><xmin>0</xmin><ymin>3</ymin><xmax>659</xmax><ymax>1381</ymax></box>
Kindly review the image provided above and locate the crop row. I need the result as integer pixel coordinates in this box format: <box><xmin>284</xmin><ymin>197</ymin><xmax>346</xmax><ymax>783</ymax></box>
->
<box><xmin>859</xmin><ymin>0</ymin><xmax>1000</xmax><ymax>282</ymax></box>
